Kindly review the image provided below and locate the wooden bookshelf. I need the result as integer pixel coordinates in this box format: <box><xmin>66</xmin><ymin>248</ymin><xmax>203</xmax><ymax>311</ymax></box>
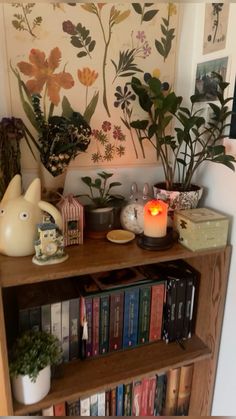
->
<box><xmin>0</xmin><ymin>239</ymin><xmax>231</xmax><ymax>416</ymax></box>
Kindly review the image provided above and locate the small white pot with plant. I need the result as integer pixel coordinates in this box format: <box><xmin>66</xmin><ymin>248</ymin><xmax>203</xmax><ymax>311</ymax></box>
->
<box><xmin>9</xmin><ymin>330</ymin><xmax>62</xmax><ymax>405</ymax></box>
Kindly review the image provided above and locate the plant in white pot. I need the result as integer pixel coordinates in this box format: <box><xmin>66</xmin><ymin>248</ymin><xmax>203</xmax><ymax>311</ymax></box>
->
<box><xmin>78</xmin><ymin>171</ymin><xmax>125</xmax><ymax>238</ymax></box>
<box><xmin>9</xmin><ymin>330</ymin><xmax>62</xmax><ymax>405</ymax></box>
<box><xmin>130</xmin><ymin>72</ymin><xmax>236</xmax><ymax>221</ymax></box>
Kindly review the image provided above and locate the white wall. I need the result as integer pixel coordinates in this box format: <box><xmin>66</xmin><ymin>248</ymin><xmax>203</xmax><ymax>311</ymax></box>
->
<box><xmin>176</xmin><ymin>3</ymin><xmax>236</xmax><ymax>415</ymax></box>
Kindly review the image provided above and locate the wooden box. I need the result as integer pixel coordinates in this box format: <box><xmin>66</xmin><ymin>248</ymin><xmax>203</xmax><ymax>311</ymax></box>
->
<box><xmin>173</xmin><ymin>207</ymin><xmax>229</xmax><ymax>251</ymax></box>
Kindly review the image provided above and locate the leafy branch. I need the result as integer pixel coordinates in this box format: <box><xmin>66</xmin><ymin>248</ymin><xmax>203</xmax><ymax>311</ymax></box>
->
<box><xmin>132</xmin><ymin>3</ymin><xmax>159</xmax><ymax>24</ymax></box>
<box><xmin>62</xmin><ymin>21</ymin><xmax>96</xmax><ymax>59</ymax></box>
<box><xmin>111</xmin><ymin>49</ymin><xmax>143</xmax><ymax>83</ymax></box>
<box><xmin>11</xmin><ymin>4</ymin><xmax>42</xmax><ymax>38</ymax></box>
<box><xmin>155</xmin><ymin>5</ymin><xmax>176</xmax><ymax>62</ymax></box>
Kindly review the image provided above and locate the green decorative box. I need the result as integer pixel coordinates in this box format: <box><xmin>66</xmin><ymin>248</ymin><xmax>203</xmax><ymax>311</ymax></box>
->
<box><xmin>173</xmin><ymin>207</ymin><xmax>229</xmax><ymax>251</ymax></box>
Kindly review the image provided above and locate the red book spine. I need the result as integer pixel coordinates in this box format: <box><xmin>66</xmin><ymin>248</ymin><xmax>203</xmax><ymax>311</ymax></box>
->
<box><xmin>147</xmin><ymin>376</ymin><xmax>157</xmax><ymax>416</ymax></box>
<box><xmin>149</xmin><ymin>283</ymin><xmax>165</xmax><ymax>341</ymax></box>
<box><xmin>54</xmin><ymin>402</ymin><xmax>66</xmax><ymax>416</ymax></box>
<box><xmin>132</xmin><ymin>380</ymin><xmax>142</xmax><ymax>416</ymax></box>
<box><xmin>109</xmin><ymin>291</ymin><xmax>124</xmax><ymax>351</ymax></box>
<box><xmin>92</xmin><ymin>296</ymin><xmax>100</xmax><ymax>357</ymax></box>
<box><xmin>140</xmin><ymin>378</ymin><xmax>149</xmax><ymax>416</ymax></box>
<box><xmin>110</xmin><ymin>388</ymin><xmax>116</xmax><ymax>416</ymax></box>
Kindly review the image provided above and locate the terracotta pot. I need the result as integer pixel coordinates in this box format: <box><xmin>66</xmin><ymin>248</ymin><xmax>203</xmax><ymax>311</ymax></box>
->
<box><xmin>153</xmin><ymin>182</ymin><xmax>203</xmax><ymax>226</ymax></box>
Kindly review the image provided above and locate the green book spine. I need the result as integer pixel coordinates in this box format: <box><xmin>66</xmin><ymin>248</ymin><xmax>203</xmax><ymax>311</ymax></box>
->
<box><xmin>123</xmin><ymin>383</ymin><xmax>132</xmax><ymax>416</ymax></box>
<box><xmin>138</xmin><ymin>286</ymin><xmax>151</xmax><ymax>344</ymax></box>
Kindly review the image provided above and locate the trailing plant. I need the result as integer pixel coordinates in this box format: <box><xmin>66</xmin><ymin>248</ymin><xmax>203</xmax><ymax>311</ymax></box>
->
<box><xmin>9</xmin><ymin>330</ymin><xmax>62</xmax><ymax>383</ymax></box>
<box><xmin>79</xmin><ymin>171</ymin><xmax>124</xmax><ymax>208</ymax></box>
<box><xmin>130</xmin><ymin>72</ymin><xmax>236</xmax><ymax>191</ymax></box>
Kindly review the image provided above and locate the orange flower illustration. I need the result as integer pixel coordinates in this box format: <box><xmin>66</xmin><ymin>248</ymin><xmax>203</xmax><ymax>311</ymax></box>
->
<box><xmin>77</xmin><ymin>67</ymin><xmax>98</xmax><ymax>87</ymax></box>
<box><xmin>17</xmin><ymin>47</ymin><xmax>74</xmax><ymax>105</ymax></box>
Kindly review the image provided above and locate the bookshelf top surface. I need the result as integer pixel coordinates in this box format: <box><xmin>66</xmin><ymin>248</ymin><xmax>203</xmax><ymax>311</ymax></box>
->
<box><xmin>0</xmin><ymin>238</ymin><xmax>229</xmax><ymax>288</ymax></box>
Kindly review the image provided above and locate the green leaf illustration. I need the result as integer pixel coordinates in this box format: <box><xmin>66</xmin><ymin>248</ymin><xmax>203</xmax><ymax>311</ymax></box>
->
<box><xmin>143</xmin><ymin>10</ymin><xmax>158</xmax><ymax>21</ymax></box>
<box><xmin>84</xmin><ymin>91</ymin><xmax>99</xmax><ymax>124</ymax></box>
<box><xmin>63</xmin><ymin>21</ymin><xmax>96</xmax><ymax>59</ymax></box>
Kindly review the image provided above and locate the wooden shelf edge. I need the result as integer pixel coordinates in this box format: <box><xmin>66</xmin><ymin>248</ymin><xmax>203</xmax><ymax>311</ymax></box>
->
<box><xmin>14</xmin><ymin>335</ymin><xmax>211</xmax><ymax>415</ymax></box>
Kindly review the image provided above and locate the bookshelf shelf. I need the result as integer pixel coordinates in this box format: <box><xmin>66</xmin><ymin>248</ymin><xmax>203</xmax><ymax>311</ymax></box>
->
<box><xmin>0</xmin><ymin>239</ymin><xmax>231</xmax><ymax>416</ymax></box>
<box><xmin>14</xmin><ymin>334</ymin><xmax>210</xmax><ymax>416</ymax></box>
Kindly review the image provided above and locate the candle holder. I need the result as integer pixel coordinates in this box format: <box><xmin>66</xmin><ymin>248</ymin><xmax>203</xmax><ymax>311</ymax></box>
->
<box><xmin>137</xmin><ymin>228</ymin><xmax>178</xmax><ymax>251</ymax></box>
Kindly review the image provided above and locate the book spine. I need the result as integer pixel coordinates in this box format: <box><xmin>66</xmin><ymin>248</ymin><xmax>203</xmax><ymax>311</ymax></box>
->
<box><xmin>176</xmin><ymin>364</ymin><xmax>194</xmax><ymax>415</ymax></box>
<box><xmin>85</xmin><ymin>297</ymin><xmax>93</xmax><ymax>358</ymax></box>
<box><xmin>163</xmin><ymin>367</ymin><xmax>181</xmax><ymax>416</ymax></box>
<box><xmin>110</xmin><ymin>388</ymin><xmax>116</xmax><ymax>416</ymax></box>
<box><xmin>51</xmin><ymin>302</ymin><xmax>62</xmax><ymax>343</ymax></box>
<box><xmin>66</xmin><ymin>400</ymin><xmax>80</xmax><ymax>416</ymax></box>
<box><xmin>54</xmin><ymin>401</ymin><xmax>66</xmax><ymax>416</ymax></box>
<box><xmin>92</xmin><ymin>296</ymin><xmax>100</xmax><ymax>357</ymax></box>
<box><xmin>147</xmin><ymin>376</ymin><xmax>157</xmax><ymax>416</ymax></box>
<box><xmin>61</xmin><ymin>300</ymin><xmax>70</xmax><ymax>362</ymax></box>
<box><xmin>154</xmin><ymin>373</ymin><xmax>167</xmax><ymax>416</ymax></box>
<box><xmin>99</xmin><ymin>294</ymin><xmax>110</xmax><ymax>355</ymax></box>
<box><xmin>149</xmin><ymin>283</ymin><xmax>165</xmax><ymax>342</ymax></box>
<box><xmin>175</xmin><ymin>277</ymin><xmax>187</xmax><ymax>340</ymax></box>
<box><xmin>109</xmin><ymin>291</ymin><xmax>124</xmax><ymax>351</ymax></box>
<box><xmin>163</xmin><ymin>279</ymin><xmax>177</xmax><ymax>342</ymax></box>
<box><xmin>140</xmin><ymin>377</ymin><xmax>149</xmax><ymax>416</ymax></box>
<box><xmin>123</xmin><ymin>287</ymin><xmax>139</xmax><ymax>349</ymax></box>
<box><xmin>41</xmin><ymin>304</ymin><xmax>51</xmax><ymax>334</ymax></box>
<box><xmin>90</xmin><ymin>393</ymin><xmax>98</xmax><ymax>416</ymax></box>
<box><xmin>42</xmin><ymin>405</ymin><xmax>54</xmax><ymax>416</ymax></box>
<box><xmin>105</xmin><ymin>390</ymin><xmax>110</xmax><ymax>416</ymax></box>
<box><xmin>132</xmin><ymin>379</ymin><xmax>142</xmax><ymax>416</ymax></box>
<box><xmin>138</xmin><ymin>286</ymin><xmax>151</xmax><ymax>344</ymax></box>
<box><xmin>69</xmin><ymin>297</ymin><xmax>79</xmax><ymax>361</ymax></box>
<box><xmin>123</xmin><ymin>383</ymin><xmax>132</xmax><ymax>416</ymax></box>
<box><xmin>80</xmin><ymin>397</ymin><xmax>90</xmax><ymax>416</ymax></box>
<box><xmin>116</xmin><ymin>384</ymin><xmax>124</xmax><ymax>416</ymax></box>
<box><xmin>29</xmin><ymin>306</ymin><xmax>41</xmax><ymax>332</ymax></box>
<box><xmin>98</xmin><ymin>391</ymin><xmax>106</xmax><ymax>416</ymax></box>
<box><xmin>183</xmin><ymin>278</ymin><xmax>195</xmax><ymax>339</ymax></box>
<box><xmin>18</xmin><ymin>308</ymin><xmax>29</xmax><ymax>334</ymax></box>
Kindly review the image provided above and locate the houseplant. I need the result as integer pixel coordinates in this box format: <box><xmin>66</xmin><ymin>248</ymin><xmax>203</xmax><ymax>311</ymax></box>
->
<box><xmin>130</xmin><ymin>72</ymin><xmax>235</xmax><ymax>216</ymax></box>
<box><xmin>9</xmin><ymin>330</ymin><xmax>62</xmax><ymax>405</ymax></box>
<box><xmin>78</xmin><ymin>171</ymin><xmax>125</xmax><ymax>237</ymax></box>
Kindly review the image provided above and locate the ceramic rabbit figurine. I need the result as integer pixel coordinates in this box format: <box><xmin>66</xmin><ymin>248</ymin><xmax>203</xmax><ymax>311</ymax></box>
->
<box><xmin>0</xmin><ymin>175</ymin><xmax>62</xmax><ymax>257</ymax></box>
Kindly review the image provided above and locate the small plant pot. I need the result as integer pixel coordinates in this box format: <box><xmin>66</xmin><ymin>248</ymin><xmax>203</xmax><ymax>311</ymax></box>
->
<box><xmin>11</xmin><ymin>365</ymin><xmax>51</xmax><ymax>405</ymax></box>
<box><xmin>85</xmin><ymin>206</ymin><xmax>114</xmax><ymax>239</ymax></box>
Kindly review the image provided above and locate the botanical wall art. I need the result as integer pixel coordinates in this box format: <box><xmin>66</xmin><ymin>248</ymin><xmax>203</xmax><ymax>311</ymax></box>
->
<box><xmin>4</xmin><ymin>2</ymin><xmax>179</xmax><ymax>170</ymax></box>
<box><xmin>203</xmin><ymin>3</ymin><xmax>229</xmax><ymax>55</ymax></box>
<box><xmin>194</xmin><ymin>57</ymin><xmax>228</xmax><ymax>102</ymax></box>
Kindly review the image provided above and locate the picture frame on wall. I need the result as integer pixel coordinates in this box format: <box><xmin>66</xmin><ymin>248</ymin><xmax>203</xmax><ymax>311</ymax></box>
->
<box><xmin>194</xmin><ymin>57</ymin><xmax>228</xmax><ymax>102</ymax></box>
<box><xmin>229</xmin><ymin>77</ymin><xmax>236</xmax><ymax>139</ymax></box>
<box><xmin>203</xmin><ymin>3</ymin><xmax>229</xmax><ymax>55</ymax></box>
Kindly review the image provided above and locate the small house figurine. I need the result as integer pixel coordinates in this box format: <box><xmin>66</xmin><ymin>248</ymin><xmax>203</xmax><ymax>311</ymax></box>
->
<box><xmin>57</xmin><ymin>194</ymin><xmax>84</xmax><ymax>246</ymax></box>
<box><xmin>32</xmin><ymin>219</ymin><xmax>68</xmax><ymax>265</ymax></box>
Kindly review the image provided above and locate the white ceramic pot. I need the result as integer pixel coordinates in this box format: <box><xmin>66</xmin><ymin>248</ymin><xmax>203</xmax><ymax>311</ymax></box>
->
<box><xmin>153</xmin><ymin>183</ymin><xmax>203</xmax><ymax>226</ymax></box>
<box><xmin>11</xmin><ymin>364</ymin><xmax>51</xmax><ymax>405</ymax></box>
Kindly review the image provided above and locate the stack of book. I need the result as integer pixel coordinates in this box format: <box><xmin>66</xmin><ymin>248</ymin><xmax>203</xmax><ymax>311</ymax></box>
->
<box><xmin>33</xmin><ymin>363</ymin><xmax>194</xmax><ymax>416</ymax></box>
<box><xmin>15</xmin><ymin>261</ymin><xmax>199</xmax><ymax>362</ymax></box>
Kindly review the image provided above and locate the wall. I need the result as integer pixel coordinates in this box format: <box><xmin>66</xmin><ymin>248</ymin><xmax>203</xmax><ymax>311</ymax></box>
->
<box><xmin>176</xmin><ymin>3</ymin><xmax>236</xmax><ymax>415</ymax></box>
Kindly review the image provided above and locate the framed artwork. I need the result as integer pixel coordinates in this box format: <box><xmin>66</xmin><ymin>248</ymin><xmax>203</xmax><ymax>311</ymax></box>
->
<box><xmin>194</xmin><ymin>57</ymin><xmax>228</xmax><ymax>102</ymax></box>
<box><xmin>229</xmin><ymin>77</ymin><xmax>236</xmax><ymax>139</ymax></box>
<box><xmin>203</xmin><ymin>3</ymin><xmax>229</xmax><ymax>55</ymax></box>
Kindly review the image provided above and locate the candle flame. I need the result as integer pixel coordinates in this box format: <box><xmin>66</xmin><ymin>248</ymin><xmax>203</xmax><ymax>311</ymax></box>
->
<box><xmin>148</xmin><ymin>204</ymin><xmax>163</xmax><ymax>216</ymax></box>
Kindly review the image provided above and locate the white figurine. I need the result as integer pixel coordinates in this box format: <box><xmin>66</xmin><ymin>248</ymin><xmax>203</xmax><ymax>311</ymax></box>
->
<box><xmin>0</xmin><ymin>175</ymin><xmax>63</xmax><ymax>257</ymax></box>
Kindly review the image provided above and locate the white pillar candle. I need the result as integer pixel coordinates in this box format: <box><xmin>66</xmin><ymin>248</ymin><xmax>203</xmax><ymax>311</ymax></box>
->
<box><xmin>143</xmin><ymin>199</ymin><xmax>168</xmax><ymax>238</ymax></box>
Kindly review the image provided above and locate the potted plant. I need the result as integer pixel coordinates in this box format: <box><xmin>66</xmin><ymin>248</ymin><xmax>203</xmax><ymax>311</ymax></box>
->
<box><xmin>78</xmin><ymin>171</ymin><xmax>125</xmax><ymax>238</ymax></box>
<box><xmin>9</xmin><ymin>330</ymin><xmax>62</xmax><ymax>405</ymax></box>
<box><xmin>130</xmin><ymin>72</ymin><xmax>235</xmax><ymax>220</ymax></box>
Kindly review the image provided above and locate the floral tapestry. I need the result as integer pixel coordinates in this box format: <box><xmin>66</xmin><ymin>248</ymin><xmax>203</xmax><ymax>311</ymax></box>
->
<box><xmin>4</xmin><ymin>2</ymin><xmax>179</xmax><ymax>170</ymax></box>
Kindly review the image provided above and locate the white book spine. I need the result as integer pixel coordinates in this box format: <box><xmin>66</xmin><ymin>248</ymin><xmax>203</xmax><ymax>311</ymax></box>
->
<box><xmin>51</xmin><ymin>302</ymin><xmax>62</xmax><ymax>343</ymax></box>
<box><xmin>42</xmin><ymin>405</ymin><xmax>54</xmax><ymax>416</ymax></box>
<box><xmin>80</xmin><ymin>397</ymin><xmax>90</xmax><ymax>416</ymax></box>
<box><xmin>98</xmin><ymin>391</ymin><xmax>106</xmax><ymax>416</ymax></box>
<box><xmin>61</xmin><ymin>300</ymin><xmax>70</xmax><ymax>362</ymax></box>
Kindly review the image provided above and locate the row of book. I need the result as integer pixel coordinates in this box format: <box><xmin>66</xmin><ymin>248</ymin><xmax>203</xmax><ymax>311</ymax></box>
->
<box><xmin>15</xmin><ymin>260</ymin><xmax>199</xmax><ymax>362</ymax></box>
<box><xmin>30</xmin><ymin>363</ymin><xmax>194</xmax><ymax>416</ymax></box>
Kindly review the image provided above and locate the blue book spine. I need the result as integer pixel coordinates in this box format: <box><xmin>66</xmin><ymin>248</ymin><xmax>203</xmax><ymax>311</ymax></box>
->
<box><xmin>85</xmin><ymin>297</ymin><xmax>93</xmax><ymax>358</ymax></box>
<box><xmin>123</xmin><ymin>287</ymin><xmax>139</xmax><ymax>348</ymax></box>
<box><xmin>99</xmin><ymin>294</ymin><xmax>110</xmax><ymax>354</ymax></box>
<box><xmin>116</xmin><ymin>384</ymin><xmax>124</xmax><ymax>416</ymax></box>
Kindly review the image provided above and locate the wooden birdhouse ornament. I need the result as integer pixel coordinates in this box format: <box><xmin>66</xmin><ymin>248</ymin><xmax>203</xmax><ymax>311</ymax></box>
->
<box><xmin>58</xmin><ymin>194</ymin><xmax>84</xmax><ymax>246</ymax></box>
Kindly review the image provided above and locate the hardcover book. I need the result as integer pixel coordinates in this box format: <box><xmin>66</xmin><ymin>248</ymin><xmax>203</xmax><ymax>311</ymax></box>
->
<box><xmin>175</xmin><ymin>277</ymin><xmax>187</xmax><ymax>340</ymax></box>
<box><xmin>98</xmin><ymin>392</ymin><xmax>106</xmax><ymax>416</ymax></box>
<box><xmin>163</xmin><ymin>278</ymin><xmax>177</xmax><ymax>343</ymax></box>
<box><xmin>80</xmin><ymin>397</ymin><xmax>90</xmax><ymax>416</ymax></box>
<box><xmin>54</xmin><ymin>402</ymin><xmax>66</xmax><ymax>416</ymax></box>
<box><xmin>42</xmin><ymin>405</ymin><xmax>54</xmax><ymax>416</ymax></box>
<box><xmin>66</xmin><ymin>400</ymin><xmax>80</xmax><ymax>416</ymax></box>
<box><xmin>149</xmin><ymin>282</ymin><xmax>165</xmax><ymax>342</ymax></box>
<box><xmin>116</xmin><ymin>384</ymin><xmax>124</xmax><ymax>416</ymax></box>
<box><xmin>154</xmin><ymin>373</ymin><xmax>167</xmax><ymax>416</ymax></box>
<box><xmin>51</xmin><ymin>302</ymin><xmax>62</xmax><ymax>343</ymax></box>
<box><xmin>90</xmin><ymin>394</ymin><xmax>98</xmax><ymax>416</ymax></box>
<box><xmin>99</xmin><ymin>294</ymin><xmax>110</xmax><ymax>354</ymax></box>
<box><xmin>132</xmin><ymin>379</ymin><xmax>142</xmax><ymax>416</ymax></box>
<box><xmin>163</xmin><ymin>367</ymin><xmax>181</xmax><ymax>416</ymax></box>
<box><xmin>61</xmin><ymin>300</ymin><xmax>70</xmax><ymax>362</ymax></box>
<box><xmin>123</xmin><ymin>287</ymin><xmax>139</xmax><ymax>348</ymax></box>
<box><xmin>138</xmin><ymin>286</ymin><xmax>151</xmax><ymax>344</ymax></box>
<box><xmin>140</xmin><ymin>377</ymin><xmax>149</xmax><ymax>416</ymax></box>
<box><xmin>92</xmin><ymin>296</ymin><xmax>100</xmax><ymax>357</ymax></box>
<box><xmin>176</xmin><ymin>364</ymin><xmax>194</xmax><ymax>415</ymax></box>
<box><xmin>110</xmin><ymin>388</ymin><xmax>117</xmax><ymax>416</ymax></box>
<box><xmin>69</xmin><ymin>297</ymin><xmax>80</xmax><ymax>361</ymax></box>
<box><xmin>123</xmin><ymin>383</ymin><xmax>132</xmax><ymax>416</ymax></box>
<box><xmin>109</xmin><ymin>291</ymin><xmax>124</xmax><ymax>351</ymax></box>
<box><xmin>41</xmin><ymin>304</ymin><xmax>51</xmax><ymax>334</ymax></box>
<box><xmin>147</xmin><ymin>376</ymin><xmax>157</xmax><ymax>416</ymax></box>
<box><xmin>85</xmin><ymin>297</ymin><xmax>93</xmax><ymax>358</ymax></box>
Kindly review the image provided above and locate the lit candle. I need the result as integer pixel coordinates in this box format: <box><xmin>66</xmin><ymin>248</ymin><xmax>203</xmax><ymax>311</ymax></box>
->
<box><xmin>144</xmin><ymin>199</ymin><xmax>168</xmax><ymax>238</ymax></box>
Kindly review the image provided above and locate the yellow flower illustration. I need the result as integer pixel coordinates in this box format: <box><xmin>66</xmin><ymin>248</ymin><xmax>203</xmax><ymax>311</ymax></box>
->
<box><xmin>77</xmin><ymin>67</ymin><xmax>98</xmax><ymax>87</ymax></box>
<box><xmin>152</xmin><ymin>68</ymin><xmax>161</xmax><ymax>78</ymax></box>
<box><xmin>168</xmin><ymin>3</ymin><xmax>177</xmax><ymax>17</ymax></box>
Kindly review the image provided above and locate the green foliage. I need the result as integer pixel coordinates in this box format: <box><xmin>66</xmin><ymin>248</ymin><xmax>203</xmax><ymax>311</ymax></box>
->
<box><xmin>111</xmin><ymin>49</ymin><xmax>143</xmax><ymax>81</ymax></box>
<box><xmin>132</xmin><ymin>3</ymin><xmax>159</xmax><ymax>24</ymax></box>
<box><xmin>62</xmin><ymin>20</ymin><xmax>96</xmax><ymax>59</ymax></box>
<box><xmin>11</xmin><ymin>4</ymin><xmax>42</xmax><ymax>38</ymax></box>
<box><xmin>130</xmin><ymin>72</ymin><xmax>236</xmax><ymax>191</ymax></box>
<box><xmin>9</xmin><ymin>330</ymin><xmax>63</xmax><ymax>383</ymax></box>
<box><xmin>80</xmin><ymin>171</ymin><xmax>124</xmax><ymax>208</ymax></box>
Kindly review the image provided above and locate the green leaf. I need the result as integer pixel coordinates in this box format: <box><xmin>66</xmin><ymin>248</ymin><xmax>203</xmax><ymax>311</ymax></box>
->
<box><xmin>109</xmin><ymin>182</ymin><xmax>122</xmax><ymax>188</ymax></box>
<box><xmin>77</xmin><ymin>51</ymin><xmax>87</xmax><ymax>58</ymax></box>
<box><xmin>143</xmin><ymin>9</ymin><xmax>158</xmax><ymax>21</ymax></box>
<box><xmin>61</xmin><ymin>96</ymin><xmax>74</xmax><ymax>119</ymax></box>
<box><xmin>88</xmin><ymin>40</ymin><xmax>96</xmax><ymax>52</ymax></box>
<box><xmin>132</xmin><ymin>3</ymin><xmax>142</xmax><ymax>14</ymax></box>
<box><xmin>81</xmin><ymin>176</ymin><xmax>92</xmax><ymax>187</ymax></box>
<box><xmin>83</xmin><ymin>91</ymin><xmax>99</xmax><ymax>124</ymax></box>
<box><xmin>71</xmin><ymin>36</ymin><xmax>83</xmax><ymax>48</ymax></box>
<box><xmin>130</xmin><ymin>119</ymin><xmax>149</xmax><ymax>130</ymax></box>
<box><xmin>155</xmin><ymin>39</ymin><xmax>165</xmax><ymax>57</ymax></box>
